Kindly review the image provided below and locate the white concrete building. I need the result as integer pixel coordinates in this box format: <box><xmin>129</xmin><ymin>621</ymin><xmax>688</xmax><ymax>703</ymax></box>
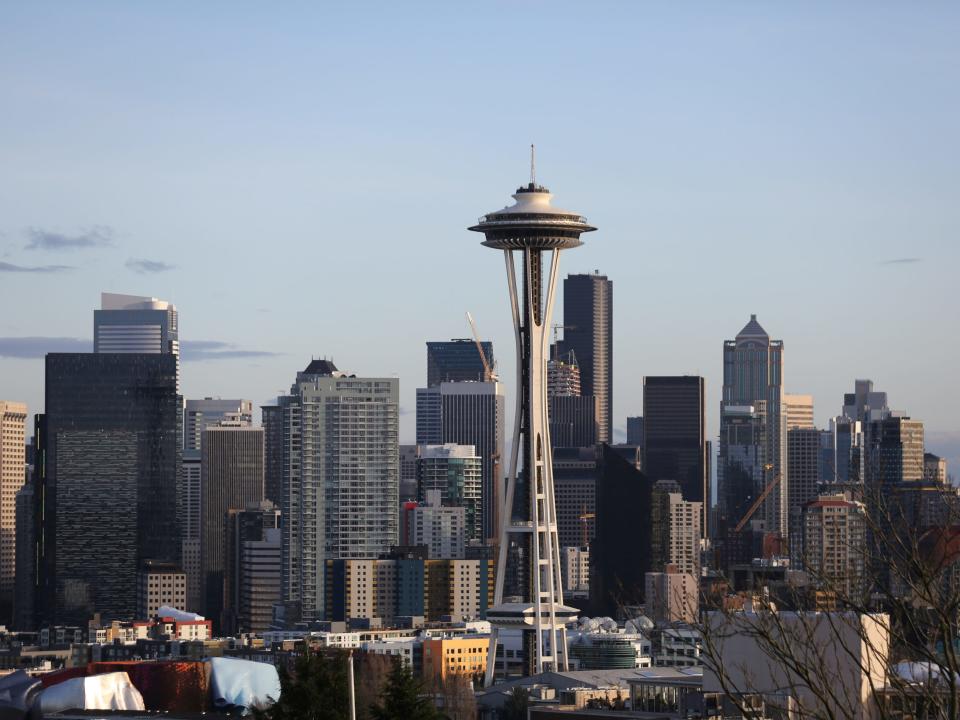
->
<box><xmin>0</xmin><ymin>401</ymin><xmax>27</xmax><ymax>608</ymax></box>
<box><xmin>702</xmin><ymin>609</ymin><xmax>889</xmax><ymax>719</ymax></box>
<box><xmin>561</xmin><ymin>546</ymin><xmax>589</xmax><ymax>593</ymax></box>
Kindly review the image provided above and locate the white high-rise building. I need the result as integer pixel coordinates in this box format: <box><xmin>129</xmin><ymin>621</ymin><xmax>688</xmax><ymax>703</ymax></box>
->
<box><xmin>277</xmin><ymin>359</ymin><xmax>399</xmax><ymax>620</ymax></box>
<box><xmin>94</xmin><ymin>292</ymin><xmax>180</xmax><ymax>389</ymax></box>
<box><xmin>0</xmin><ymin>401</ymin><xmax>27</xmax><ymax>610</ymax></box>
<box><xmin>94</xmin><ymin>292</ymin><xmax>179</xmax><ymax>354</ymax></box>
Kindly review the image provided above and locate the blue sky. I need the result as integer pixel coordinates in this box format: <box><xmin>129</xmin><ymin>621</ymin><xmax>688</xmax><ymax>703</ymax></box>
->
<box><xmin>1</xmin><ymin>2</ymin><xmax>958</xmax><ymax>472</ymax></box>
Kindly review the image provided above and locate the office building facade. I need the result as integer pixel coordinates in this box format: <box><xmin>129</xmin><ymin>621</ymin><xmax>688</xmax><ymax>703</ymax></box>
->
<box><xmin>643</xmin><ymin>376</ymin><xmax>708</xmax><ymax>537</ymax></box>
<box><xmin>558</xmin><ymin>273</ymin><xmax>613</xmax><ymax>444</ymax></box>
<box><xmin>225</xmin><ymin>502</ymin><xmax>281</xmax><ymax>635</ymax></box>
<box><xmin>36</xmin><ymin>353</ymin><xmax>181</xmax><ymax>626</ymax></box>
<box><xmin>721</xmin><ymin>315</ymin><xmax>786</xmax><ymax>537</ymax></box>
<box><xmin>416</xmin><ymin>381</ymin><xmax>504</xmax><ymax>541</ymax></box>
<box><xmin>787</xmin><ymin>428</ymin><xmax>823</xmax><ymax>562</ymax></box>
<box><xmin>426</xmin><ymin>339</ymin><xmax>494</xmax><ymax>387</ymax></box>
<box><xmin>650</xmin><ymin>480</ymin><xmax>701</xmax><ymax>577</ymax></box>
<box><xmin>416</xmin><ymin>444</ymin><xmax>482</xmax><ymax>543</ymax></box>
<box><xmin>591</xmin><ymin>445</ymin><xmax>653</xmax><ymax>617</ymax></box>
<box><xmin>201</xmin><ymin>420</ymin><xmax>264</xmax><ymax>629</ymax></box>
<box><xmin>94</xmin><ymin>293</ymin><xmax>179</xmax><ymax>356</ymax></box>
<box><xmin>184</xmin><ymin>398</ymin><xmax>253</xmax><ymax>452</ymax></box>
<box><xmin>784</xmin><ymin>394</ymin><xmax>815</xmax><ymax>431</ymax></box>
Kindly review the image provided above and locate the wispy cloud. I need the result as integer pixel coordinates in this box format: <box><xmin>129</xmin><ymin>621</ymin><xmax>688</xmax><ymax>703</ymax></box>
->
<box><xmin>181</xmin><ymin>340</ymin><xmax>280</xmax><ymax>362</ymax></box>
<box><xmin>0</xmin><ymin>336</ymin><xmax>278</xmax><ymax>361</ymax></box>
<box><xmin>878</xmin><ymin>257</ymin><xmax>922</xmax><ymax>265</ymax></box>
<box><xmin>126</xmin><ymin>258</ymin><xmax>175</xmax><ymax>274</ymax></box>
<box><xmin>0</xmin><ymin>261</ymin><xmax>74</xmax><ymax>273</ymax></box>
<box><xmin>0</xmin><ymin>337</ymin><xmax>91</xmax><ymax>358</ymax></box>
<box><xmin>24</xmin><ymin>226</ymin><xmax>114</xmax><ymax>251</ymax></box>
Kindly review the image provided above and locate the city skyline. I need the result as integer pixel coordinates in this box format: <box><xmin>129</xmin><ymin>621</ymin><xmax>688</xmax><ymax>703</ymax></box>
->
<box><xmin>1</xmin><ymin>3</ymin><xmax>958</xmax><ymax>475</ymax></box>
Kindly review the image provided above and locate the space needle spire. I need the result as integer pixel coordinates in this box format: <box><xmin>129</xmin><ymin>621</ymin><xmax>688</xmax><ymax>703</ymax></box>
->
<box><xmin>469</xmin><ymin>156</ymin><xmax>596</xmax><ymax>682</ymax></box>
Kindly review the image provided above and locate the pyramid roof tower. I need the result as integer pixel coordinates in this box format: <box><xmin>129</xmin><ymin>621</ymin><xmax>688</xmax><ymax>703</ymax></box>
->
<box><xmin>736</xmin><ymin>314</ymin><xmax>769</xmax><ymax>340</ymax></box>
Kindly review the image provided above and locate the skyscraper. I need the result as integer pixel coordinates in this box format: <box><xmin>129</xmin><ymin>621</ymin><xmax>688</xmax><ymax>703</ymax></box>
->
<box><xmin>626</xmin><ymin>416</ymin><xmax>644</xmax><ymax>448</ymax></box>
<box><xmin>417</xmin><ymin>444</ymin><xmax>482</xmax><ymax>543</ymax></box>
<box><xmin>94</xmin><ymin>293</ymin><xmax>179</xmax><ymax>355</ymax></box>
<box><xmin>469</xmin><ymin>171</ymin><xmax>594</xmax><ymax>678</ymax></box>
<box><xmin>36</xmin><ymin>353</ymin><xmax>181</xmax><ymax>626</ymax></box>
<box><xmin>787</xmin><ymin>428</ymin><xmax>822</xmax><ymax>560</ymax></box>
<box><xmin>0</xmin><ymin>401</ymin><xmax>27</xmax><ymax>621</ymax></box>
<box><xmin>784</xmin><ymin>394</ymin><xmax>815</xmax><ymax>431</ymax></box>
<box><xmin>201</xmin><ymin>417</ymin><xmax>264</xmax><ymax>630</ymax></box>
<box><xmin>866</xmin><ymin>416</ymin><xmax>924</xmax><ymax>487</ymax></box>
<box><xmin>717</xmin><ymin>403</ymin><xmax>768</xmax><ymax>566</ymax></box>
<box><xmin>548</xmin><ymin>396</ymin><xmax>598</xmax><ymax>449</ymax></box>
<box><xmin>591</xmin><ymin>445</ymin><xmax>653</xmax><ymax>617</ymax></box>
<box><xmin>181</xmin><ymin>448</ymin><xmax>202</xmax><ymax>611</ymax></box>
<box><xmin>184</xmin><ymin>398</ymin><xmax>253</xmax><ymax>452</ymax></box>
<box><xmin>276</xmin><ymin>359</ymin><xmax>399</xmax><ymax>621</ymax></box>
<box><xmin>553</xmin><ymin>447</ymin><xmax>598</xmax><ymax>550</ymax></box>
<box><xmin>427</xmin><ymin>339</ymin><xmax>494</xmax><ymax>387</ymax></box>
<box><xmin>416</xmin><ymin>381</ymin><xmax>504</xmax><ymax>541</ymax></box>
<box><xmin>642</xmin><ymin>376</ymin><xmax>708</xmax><ymax>537</ymax></box>
<box><xmin>558</xmin><ymin>273</ymin><xmax>612</xmax><ymax>444</ymax></box>
<box><xmin>650</xmin><ymin>479</ymin><xmax>702</xmax><ymax>577</ymax></box>
<box><xmin>225</xmin><ymin>502</ymin><xmax>281</xmax><ymax>635</ymax></box>
<box><xmin>547</xmin><ymin>351</ymin><xmax>597</xmax><ymax>449</ymax></box>
<box><xmin>721</xmin><ymin>315</ymin><xmax>786</xmax><ymax>537</ymax></box>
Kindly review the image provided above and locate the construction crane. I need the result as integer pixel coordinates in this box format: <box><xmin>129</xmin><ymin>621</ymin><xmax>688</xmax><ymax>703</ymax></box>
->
<box><xmin>579</xmin><ymin>504</ymin><xmax>595</xmax><ymax>547</ymax></box>
<box><xmin>465</xmin><ymin>311</ymin><xmax>496</xmax><ymax>382</ymax></box>
<box><xmin>733</xmin><ymin>464</ymin><xmax>779</xmax><ymax>534</ymax></box>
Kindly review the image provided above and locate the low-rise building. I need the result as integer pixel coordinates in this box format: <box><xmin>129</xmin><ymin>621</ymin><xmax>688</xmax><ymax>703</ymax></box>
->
<box><xmin>137</xmin><ymin>561</ymin><xmax>187</xmax><ymax>619</ymax></box>
<box><xmin>422</xmin><ymin>635</ymin><xmax>489</xmax><ymax>683</ymax></box>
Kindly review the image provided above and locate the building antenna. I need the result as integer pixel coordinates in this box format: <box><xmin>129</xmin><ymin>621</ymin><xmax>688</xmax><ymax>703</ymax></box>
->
<box><xmin>530</xmin><ymin>144</ymin><xmax>536</xmax><ymax>186</ymax></box>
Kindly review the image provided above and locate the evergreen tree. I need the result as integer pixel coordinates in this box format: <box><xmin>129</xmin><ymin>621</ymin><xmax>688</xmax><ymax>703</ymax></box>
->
<box><xmin>253</xmin><ymin>648</ymin><xmax>350</xmax><ymax>720</ymax></box>
<box><xmin>502</xmin><ymin>687</ymin><xmax>530</xmax><ymax>720</ymax></box>
<box><xmin>370</xmin><ymin>658</ymin><xmax>441</xmax><ymax>720</ymax></box>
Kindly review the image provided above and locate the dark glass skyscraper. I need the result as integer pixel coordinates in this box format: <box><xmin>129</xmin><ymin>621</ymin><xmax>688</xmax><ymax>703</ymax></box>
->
<box><xmin>590</xmin><ymin>445</ymin><xmax>653</xmax><ymax>617</ymax></box>
<box><xmin>426</xmin><ymin>339</ymin><xmax>494</xmax><ymax>387</ymax></box>
<box><xmin>36</xmin><ymin>353</ymin><xmax>181</xmax><ymax>626</ymax></box>
<box><xmin>643</xmin><ymin>376</ymin><xmax>707</xmax><ymax>537</ymax></box>
<box><xmin>201</xmin><ymin>422</ymin><xmax>264</xmax><ymax>631</ymax></box>
<box><xmin>558</xmin><ymin>273</ymin><xmax>613</xmax><ymax>444</ymax></box>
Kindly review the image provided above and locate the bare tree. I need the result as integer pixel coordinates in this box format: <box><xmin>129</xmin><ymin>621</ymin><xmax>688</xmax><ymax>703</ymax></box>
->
<box><xmin>700</xmin><ymin>480</ymin><xmax>960</xmax><ymax>719</ymax></box>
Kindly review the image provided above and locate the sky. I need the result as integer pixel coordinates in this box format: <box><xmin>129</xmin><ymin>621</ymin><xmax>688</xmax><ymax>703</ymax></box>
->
<box><xmin>1</xmin><ymin>2</ymin><xmax>958</xmax><ymax>474</ymax></box>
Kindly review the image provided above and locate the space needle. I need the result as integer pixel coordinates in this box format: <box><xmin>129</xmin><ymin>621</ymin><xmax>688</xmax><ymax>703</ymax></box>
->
<box><xmin>470</xmin><ymin>149</ymin><xmax>596</xmax><ymax>681</ymax></box>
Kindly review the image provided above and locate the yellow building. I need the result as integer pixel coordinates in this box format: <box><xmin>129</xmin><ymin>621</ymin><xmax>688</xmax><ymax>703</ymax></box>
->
<box><xmin>422</xmin><ymin>636</ymin><xmax>489</xmax><ymax>682</ymax></box>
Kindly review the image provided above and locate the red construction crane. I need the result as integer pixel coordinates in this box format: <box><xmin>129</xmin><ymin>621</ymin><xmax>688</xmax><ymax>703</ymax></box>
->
<box><xmin>733</xmin><ymin>464</ymin><xmax>779</xmax><ymax>534</ymax></box>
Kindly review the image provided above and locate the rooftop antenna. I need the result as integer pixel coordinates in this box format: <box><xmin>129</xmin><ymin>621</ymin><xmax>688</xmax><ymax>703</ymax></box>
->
<box><xmin>530</xmin><ymin>144</ymin><xmax>536</xmax><ymax>186</ymax></box>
